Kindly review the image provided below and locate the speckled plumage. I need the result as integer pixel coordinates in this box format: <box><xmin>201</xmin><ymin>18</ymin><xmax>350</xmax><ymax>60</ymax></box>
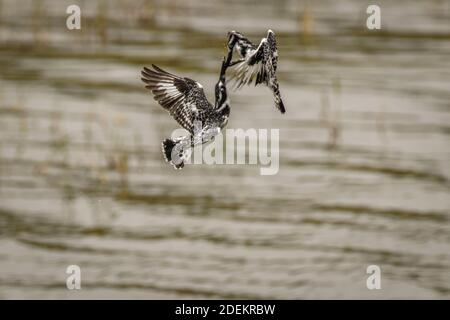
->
<box><xmin>141</xmin><ymin>59</ymin><xmax>230</xmax><ymax>169</ymax></box>
<box><xmin>227</xmin><ymin>29</ymin><xmax>285</xmax><ymax>114</ymax></box>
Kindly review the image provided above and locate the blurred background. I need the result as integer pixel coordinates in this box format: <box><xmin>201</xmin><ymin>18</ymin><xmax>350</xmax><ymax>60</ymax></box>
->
<box><xmin>0</xmin><ymin>0</ymin><xmax>449</xmax><ymax>299</ymax></box>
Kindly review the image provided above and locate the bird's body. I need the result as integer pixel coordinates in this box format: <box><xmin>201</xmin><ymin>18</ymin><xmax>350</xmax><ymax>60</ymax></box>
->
<box><xmin>141</xmin><ymin>60</ymin><xmax>230</xmax><ymax>169</ymax></box>
<box><xmin>227</xmin><ymin>29</ymin><xmax>285</xmax><ymax>114</ymax></box>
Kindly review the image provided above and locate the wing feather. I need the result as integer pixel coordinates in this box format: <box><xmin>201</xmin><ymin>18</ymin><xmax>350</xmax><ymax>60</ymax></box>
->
<box><xmin>230</xmin><ymin>31</ymin><xmax>278</xmax><ymax>90</ymax></box>
<box><xmin>141</xmin><ymin>65</ymin><xmax>211</xmax><ymax>132</ymax></box>
<box><xmin>231</xmin><ymin>38</ymin><xmax>267</xmax><ymax>90</ymax></box>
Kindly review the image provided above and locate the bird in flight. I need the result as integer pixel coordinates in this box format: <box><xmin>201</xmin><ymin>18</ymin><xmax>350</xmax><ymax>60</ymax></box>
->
<box><xmin>141</xmin><ymin>58</ymin><xmax>230</xmax><ymax>169</ymax></box>
<box><xmin>227</xmin><ymin>29</ymin><xmax>285</xmax><ymax>114</ymax></box>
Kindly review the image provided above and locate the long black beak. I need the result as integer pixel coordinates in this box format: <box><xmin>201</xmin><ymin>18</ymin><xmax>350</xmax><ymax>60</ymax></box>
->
<box><xmin>219</xmin><ymin>56</ymin><xmax>230</xmax><ymax>82</ymax></box>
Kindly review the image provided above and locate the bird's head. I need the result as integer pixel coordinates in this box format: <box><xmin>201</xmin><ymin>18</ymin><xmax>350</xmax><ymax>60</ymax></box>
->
<box><xmin>227</xmin><ymin>30</ymin><xmax>244</xmax><ymax>50</ymax></box>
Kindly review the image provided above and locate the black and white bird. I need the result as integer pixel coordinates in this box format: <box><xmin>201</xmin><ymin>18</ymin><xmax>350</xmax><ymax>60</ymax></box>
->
<box><xmin>141</xmin><ymin>58</ymin><xmax>230</xmax><ymax>169</ymax></box>
<box><xmin>227</xmin><ymin>29</ymin><xmax>285</xmax><ymax>114</ymax></box>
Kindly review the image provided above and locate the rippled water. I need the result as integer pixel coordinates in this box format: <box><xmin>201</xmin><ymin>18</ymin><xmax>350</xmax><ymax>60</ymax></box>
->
<box><xmin>0</xmin><ymin>0</ymin><xmax>449</xmax><ymax>299</ymax></box>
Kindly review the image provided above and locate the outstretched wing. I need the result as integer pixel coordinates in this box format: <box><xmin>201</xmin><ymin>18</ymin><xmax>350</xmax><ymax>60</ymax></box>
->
<box><xmin>231</xmin><ymin>30</ymin><xmax>278</xmax><ymax>90</ymax></box>
<box><xmin>141</xmin><ymin>65</ymin><xmax>211</xmax><ymax>133</ymax></box>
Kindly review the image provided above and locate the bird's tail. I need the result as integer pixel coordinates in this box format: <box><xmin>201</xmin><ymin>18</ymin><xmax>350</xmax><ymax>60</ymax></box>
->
<box><xmin>162</xmin><ymin>138</ymin><xmax>191</xmax><ymax>169</ymax></box>
<box><xmin>271</xmin><ymin>80</ymin><xmax>286</xmax><ymax>114</ymax></box>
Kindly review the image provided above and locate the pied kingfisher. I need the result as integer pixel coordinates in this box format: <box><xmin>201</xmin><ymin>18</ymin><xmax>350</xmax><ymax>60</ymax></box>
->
<box><xmin>141</xmin><ymin>58</ymin><xmax>230</xmax><ymax>169</ymax></box>
<box><xmin>227</xmin><ymin>29</ymin><xmax>285</xmax><ymax>114</ymax></box>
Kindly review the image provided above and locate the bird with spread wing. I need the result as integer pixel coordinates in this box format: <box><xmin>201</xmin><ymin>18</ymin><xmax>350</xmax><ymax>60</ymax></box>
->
<box><xmin>141</xmin><ymin>58</ymin><xmax>230</xmax><ymax>169</ymax></box>
<box><xmin>227</xmin><ymin>29</ymin><xmax>286</xmax><ymax>114</ymax></box>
